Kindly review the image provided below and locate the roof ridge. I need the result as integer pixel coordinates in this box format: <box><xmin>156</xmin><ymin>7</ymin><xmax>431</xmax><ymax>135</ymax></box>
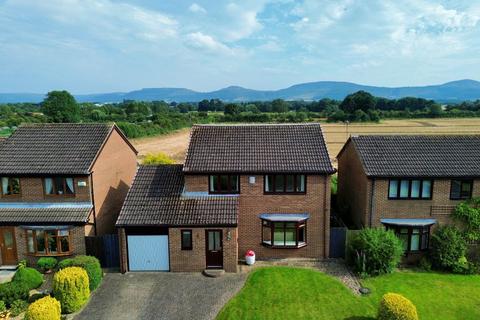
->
<box><xmin>192</xmin><ymin>123</ymin><xmax>321</xmax><ymax>127</ymax></box>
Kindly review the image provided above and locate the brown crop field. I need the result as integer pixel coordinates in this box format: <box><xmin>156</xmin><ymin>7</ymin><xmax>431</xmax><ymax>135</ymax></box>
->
<box><xmin>132</xmin><ymin>118</ymin><xmax>480</xmax><ymax>166</ymax></box>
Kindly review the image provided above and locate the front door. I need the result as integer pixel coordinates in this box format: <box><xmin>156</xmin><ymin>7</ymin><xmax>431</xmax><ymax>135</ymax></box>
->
<box><xmin>0</xmin><ymin>227</ymin><xmax>17</xmax><ymax>265</ymax></box>
<box><xmin>206</xmin><ymin>230</ymin><xmax>223</xmax><ymax>269</ymax></box>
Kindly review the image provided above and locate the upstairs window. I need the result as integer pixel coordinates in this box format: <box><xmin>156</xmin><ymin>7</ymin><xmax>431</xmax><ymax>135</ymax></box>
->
<box><xmin>44</xmin><ymin>177</ymin><xmax>75</xmax><ymax>196</ymax></box>
<box><xmin>265</xmin><ymin>174</ymin><xmax>306</xmax><ymax>194</ymax></box>
<box><xmin>388</xmin><ymin>179</ymin><xmax>432</xmax><ymax>200</ymax></box>
<box><xmin>1</xmin><ymin>177</ymin><xmax>20</xmax><ymax>196</ymax></box>
<box><xmin>209</xmin><ymin>175</ymin><xmax>239</xmax><ymax>194</ymax></box>
<box><xmin>450</xmin><ymin>180</ymin><xmax>473</xmax><ymax>200</ymax></box>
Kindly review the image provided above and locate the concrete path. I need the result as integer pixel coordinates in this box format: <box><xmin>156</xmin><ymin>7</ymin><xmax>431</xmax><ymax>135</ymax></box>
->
<box><xmin>75</xmin><ymin>272</ymin><xmax>247</xmax><ymax>320</ymax></box>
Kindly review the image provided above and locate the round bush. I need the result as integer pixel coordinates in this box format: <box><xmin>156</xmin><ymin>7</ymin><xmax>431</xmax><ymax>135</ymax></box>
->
<box><xmin>59</xmin><ymin>256</ymin><xmax>102</xmax><ymax>291</ymax></box>
<box><xmin>349</xmin><ymin>228</ymin><xmax>404</xmax><ymax>276</ymax></box>
<box><xmin>0</xmin><ymin>281</ymin><xmax>29</xmax><ymax>307</ymax></box>
<box><xmin>24</xmin><ymin>296</ymin><xmax>61</xmax><ymax>320</ymax></box>
<box><xmin>430</xmin><ymin>225</ymin><xmax>467</xmax><ymax>271</ymax></box>
<box><xmin>378</xmin><ymin>293</ymin><xmax>418</xmax><ymax>320</ymax></box>
<box><xmin>53</xmin><ymin>267</ymin><xmax>90</xmax><ymax>313</ymax></box>
<box><xmin>37</xmin><ymin>257</ymin><xmax>57</xmax><ymax>272</ymax></box>
<box><xmin>12</xmin><ymin>267</ymin><xmax>43</xmax><ymax>290</ymax></box>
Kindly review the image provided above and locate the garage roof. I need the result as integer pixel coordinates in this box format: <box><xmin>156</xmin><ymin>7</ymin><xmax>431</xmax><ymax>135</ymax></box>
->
<box><xmin>116</xmin><ymin>165</ymin><xmax>238</xmax><ymax>227</ymax></box>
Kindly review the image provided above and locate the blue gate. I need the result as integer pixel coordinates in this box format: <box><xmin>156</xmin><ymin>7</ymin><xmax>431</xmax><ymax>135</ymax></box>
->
<box><xmin>329</xmin><ymin>227</ymin><xmax>347</xmax><ymax>258</ymax></box>
<box><xmin>85</xmin><ymin>234</ymin><xmax>120</xmax><ymax>268</ymax></box>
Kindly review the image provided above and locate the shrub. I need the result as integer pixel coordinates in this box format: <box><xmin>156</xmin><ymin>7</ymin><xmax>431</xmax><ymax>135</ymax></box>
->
<box><xmin>24</xmin><ymin>296</ymin><xmax>61</xmax><ymax>320</ymax></box>
<box><xmin>0</xmin><ymin>301</ymin><xmax>5</xmax><ymax>314</ymax></box>
<box><xmin>0</xmin><ymin>281</ymin><xmax>29</xmax><ymax>307</ymax></box>
<box><xmin>418</xmin><ymin>257</ymin><xmax>432</xmax><ymax>271</ymax></box>
<box><xmin>53</xmin><ymin>267</ymin><xmax>90</xmax><ymax>313</ymax></box>
<box><xmin>17</xmin><ymin>259</ymin><xmax>27</xmax><ymax>269</ymax></box>
<box><xmin>10</xmin><ymin>299</ymin><xmax>28</xmax><ymax>317</ymax></box>
<box><xmin>430</xmin><ymin>225</ymin><xmax>467</xmax><ymax>272</ymax></box>
<box><xmin>12</xmin><ymin>267</ymin><xmax>43</xmax><ymax>290</ymax></box>
<box><xmin>59</xmin><ymin>256</ymin><xmax>102</xmax><ymax>291</ymax></box>
<box><xmin>37</xmin><ymin>257</ymin><xmax>57</xmax><ymax>272</ymax></box>
<box><xmin>378</xmin><ymin>293</ymin><xmax>418</xmax><ymax>320</ymax></box>
<box><xmin>142</xmin><ymin>152</ymin><xmax>175</xmax><ymax>165</ymax></box>
<box><xmin>348</xmin><ymin>228</ymin><xmax>404</xmax><ymax>276</ymax></box>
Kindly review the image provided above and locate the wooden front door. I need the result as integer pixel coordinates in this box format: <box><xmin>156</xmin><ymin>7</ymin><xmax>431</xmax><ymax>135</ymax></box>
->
<box><xmin>206</xmin><ymin>230</ymin><xmax>223</xmax><ymax>269</ymax></box>
<box><xmin>0</xmin><ymin>227</ymin><xmax>17</xmax><ymax>265</ymax></box>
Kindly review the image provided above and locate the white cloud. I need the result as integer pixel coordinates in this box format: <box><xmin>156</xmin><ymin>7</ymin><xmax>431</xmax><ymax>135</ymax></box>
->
<box><xmin>189</xmin><ymin>3</ymin><xmax>207</xmax><ymax>14</ymax></box>
<box><xmin>223</xmin><ymin>2</ymin><xmax>264</xmax><ymax>41</ymax></box>
<box><xmin>186</xmin><ymin>32</ymin><xmax>235</xmax><ymax>55</ymax></box>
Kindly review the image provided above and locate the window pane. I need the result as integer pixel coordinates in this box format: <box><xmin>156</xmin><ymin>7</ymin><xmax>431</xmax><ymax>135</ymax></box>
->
<box><xmin>298</xmin><ymin>225</ymin><xmax>305</xmax><ymax>243</ymax></box>
<box><xmin>285</xmin><ymin>222</ymin><xmax>296</xmax><ymax>246</ymax></box>
<box><xmin>273</xmin><ymin>222</ymin><xmax>284</xmax><ymax>245</ymax></box>
<box><xmin>421</xmin><ymin>180</ymin><xmax>431</xmax><ymax>198</ymax></box>
<box><xmin>27</xmin><ymin>230</ymin><xmax>35</xmax><ymax>253</ymax></box>
<box><xmin>451</xmin><ymin>180</ymin><xmax>461</xmax><ymax>199</ymax></box>
<box><xmin>44</xmin><ymin>178</ymin><xmax>54</xmax><ymax>195</ymax></box>
<box><xmin>231</xmin><ymin>176</ymin><xmax>239</xmax><ymax>192</ymax></box>
<box><xmin>36</xmin><ymin>231</ymin><xmax>46</xmax><ymax>253</ymax></box>
<box><xmin>461</xmin><ymin>181</ymin><xmax>472</xmax><ymax>198</ymax></box>
<box><xmin>262</xmin><ymin>223</ymin><xmax>272</xmax><ymax>244</ymax></box>
<box><xmin>55</xmin><ymin>177</ymin><xmax>64</xmax><ymax>195</ymax></box>
<box><xmin>47</xmin><ymin>231</ymin><xmax>57</xmax><ymax>254</ymax></box>
<box><xmin>421</xmin><ymin>233</ymin><xmax>429</xmax><ymax>250</ymax></box>
<box><xmin>213</xmin><ymin>232</ymin><xmax>221</xmax><ymax>250</ymax></box>
<box><xmin>265</xmin><ymin>175</ymin><xmax>273</xmax><ymax>192</ymax></box>
<box><xmin>286</xmin><ymin>175</ymin><xmax>294</xmax><ymax>192</ymax></box>
<box><xmin>219</xmin><ymin>175</ymin><xmax>228</xmax><ymax>192</ymax></box>
<box><xmin>399</xmin><ymin>180</ymin><xmax>409</xmax><ymax>198</ymax></box>
<box><xmin>65</xmin><ymin>178</ymin><xmax>74</xmax><ymax>195</ymax></box>
<box><xmin>398</xmin><ymin>234</ymin><xmax>409</xmax><ymax>251</ymax></box>
<box><xmin>411</xmin><ymin>180</ymin><xmax>421</xmax><ymax>198</ymax></box>
<box><xmin>1</xmin><ymin>178</ymin><xmax>8</xmax><ymax>195</ymax></box>
<box><xmin>208</xmin><ymin>232</ymin><xmax>214</xmax><ymax>250</ymax></box>
<box><xmin>389</xmin><ymin>180</ymin><xmax>398</xmax><ymax>198</ymax></box>
<box><xmin>182</xmin><ymin>231</ymin><xmax>192</xmax><ymax>249</ymax></box>
<box><xmin>296</xmin><ymin>175</ymin><xmax>305</xmax><ymax>192</ymax></box>
<box><xmin>275</xmin><ymin>175</ymin><xmax>285</xmax><ymax>192</ymax></box>
<box><xmin>60</xmin><ymin>237</ymin><xmax>70</xmax><ymax>252</ymax></box>
<box><xmin>411</xmin><ymin>230</ymin><xmax>420</xmax><ymax>251</ymax></box>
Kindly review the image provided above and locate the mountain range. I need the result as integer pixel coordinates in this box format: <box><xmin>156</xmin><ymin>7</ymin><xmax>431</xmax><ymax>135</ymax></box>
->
<box><xmin>1</xmin><ymin>79</ymin><xmax>479</xmax><ymax>103</ymax></box>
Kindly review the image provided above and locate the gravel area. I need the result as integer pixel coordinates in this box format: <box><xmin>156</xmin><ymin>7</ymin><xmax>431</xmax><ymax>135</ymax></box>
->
<box><xmin>74</xmin><ymin>272</ymin><xmax>247</xmax><ymax>320</ymax></box>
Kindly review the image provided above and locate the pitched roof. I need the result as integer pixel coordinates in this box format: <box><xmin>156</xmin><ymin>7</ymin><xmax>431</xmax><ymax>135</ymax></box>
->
<box><xmin>348</xmin><ymin>135</ymin><xmax>480</xmax><ymax>177</ymax></box>
<box><xmin>0</xmin><ymin>207</ymin><xmax>91</xmax><ymax>224</ymax></box>
<box><xmin>183</xmin><ymin>124</ymin><xmax>335</xmax><ymax>174</ymax></box>
<box><xmin>0</xmin><ymin>123</ymin><xmax>131</xmax><ymax>175</ymax></box>
<box><xmin>116</xmin><ymin>165</ymin><xmax>238</xmax><ymax>227</ymax></box>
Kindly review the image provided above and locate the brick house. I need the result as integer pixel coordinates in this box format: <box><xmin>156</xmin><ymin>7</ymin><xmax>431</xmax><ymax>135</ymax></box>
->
<box><xmin>0</xmin><ymin>123</ymin><xmax>137</xmax><ymax>266</ymax></box>
<box><xmin>337</xmin><ymin>135</ymin><xmax>480</xmax><ymax>259</ymax></box>
<box><xmin>117</xmin><ymin>123</ymin><xmax>335</xmax><ymax>272</ymax></box>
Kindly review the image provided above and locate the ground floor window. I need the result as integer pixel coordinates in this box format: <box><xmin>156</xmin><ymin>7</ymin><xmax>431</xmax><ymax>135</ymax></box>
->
<box><xmin>385</xmin><ymin>225</ymin><xmax>430</xmax><ymax>253</ymax></box>
<box><xmin>25</xmin><ymin>228</ymin><xmax>72</xmax><ymax>256</ymax></box>
<box><xmin>261</xmin><ymin>220</ymin><xmax>306</xmax><ymax>248</ymax></box>
<box><xmin>181</xmin><ymin>230</ymin><xmax>192</xmax><ymax>250</ymax></box>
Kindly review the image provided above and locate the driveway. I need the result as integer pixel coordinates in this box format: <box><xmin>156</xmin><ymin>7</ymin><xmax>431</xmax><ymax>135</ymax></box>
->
<box><xmin>75</xmin><ymin>272</ymin><xmax>248</xmax><ymax>320</ymax></box>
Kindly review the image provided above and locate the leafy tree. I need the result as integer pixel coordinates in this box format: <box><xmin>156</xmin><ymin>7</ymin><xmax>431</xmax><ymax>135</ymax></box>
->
<box><xmin>224</xmin><ymin>103</ymin><xmax>240</xmax><ymax>115</ymax></box>
<box><xmin>41</xmin><ymin>91</ymin><xmax>80</xmax><ymax>123</ymax></box>
<box><xmin>198</xmin><ymin>99</ymin><xmax>210</xmax><ymax>112</ymax></box>
<box><xmin>340</xmin><ymin>90</ymin><xmax>376</xmax><ymax>113</ymax></box>
<box><xmin>272</xmin><ymin>99</ymin><xmax>288</xmax><ymax>113</ymax></box>
<box><xmin>453</xmin><ymin>198</ymin><xmax>480</xmax><ymax>242</ymax></box>
<box><xmin>429</xmin><ymin>104</ymin><xmax>443</xmax><ymax>117</ymax></box>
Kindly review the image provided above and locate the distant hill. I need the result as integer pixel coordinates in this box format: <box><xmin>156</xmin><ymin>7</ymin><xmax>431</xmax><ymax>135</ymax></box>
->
<box><xmin>1</xmin><ymin>79</ymin><xmax>479</xmax><ymax>103</ymax></box>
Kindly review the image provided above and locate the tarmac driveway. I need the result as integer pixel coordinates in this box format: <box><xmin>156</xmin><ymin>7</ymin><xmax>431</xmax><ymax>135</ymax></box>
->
<box><xmin>75</xmin><ymin>272</ymin><xmax>247</xmax><ymax>320</ymax></box>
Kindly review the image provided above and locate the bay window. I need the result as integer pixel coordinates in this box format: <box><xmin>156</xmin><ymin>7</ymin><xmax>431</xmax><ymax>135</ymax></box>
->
<box><xmin>388</xmin><ymin>179</ymin><xmax>432</xmax><ymax>199</ymax></box>
<box><xmin>209</xmin><ymin>175</ymin><xmax>239</xmax><ymax>194</ymax></box>
<box><xmin>385</xmin><ymin>225</ymin><xmax>430</xmax><ymax>253</ymax></box>
<box><xmin>450</xmin><ymin>180</ymin><xmax>473</xmax><ymax>200</ymax></box>
<box><xmin>261</xmin><ymin>219</ymin><xmax>307</xmax><ymax>248</ymax></box>
<box><xmin>26</xmin><ymin>228</ymin><xmax>71</xmax><ymax>256</ymax></box>
<box><xmin>44</xmin><ymin>177</ymin><xmax>75</xmax><ymax>196</ymax></box>
<box><xmin>1</xmin><ymin>177</ymin><xmax>20</xmax><ymax>196</ymax></box>
<box><xmin>265</xmin><ymin>174</ymin><xmax>306</xmax><ymax>194</ymax></box>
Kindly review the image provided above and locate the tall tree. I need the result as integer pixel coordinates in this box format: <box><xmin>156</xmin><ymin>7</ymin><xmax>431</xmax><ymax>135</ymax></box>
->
<box><xmin>339</xmin><ymin>91</ymin><xmax>375</xmax><ymax>113</ymax></box>
<box><xmin>272</xmin><ymin>99</ymin><xmax>289</xmax><ymax>113</ymax></box>
<box><xmin>41</xmin><ymin>90</ymin><xmax>80</xmax><ymax>123</ymax></box>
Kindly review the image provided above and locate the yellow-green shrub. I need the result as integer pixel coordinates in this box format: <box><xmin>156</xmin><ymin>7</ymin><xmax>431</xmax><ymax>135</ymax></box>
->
<box><xmin>378</xmin><ymin>293</ymin><xmax>418</xmax><ymax>320</ymax></box>
<box><xmin>24</xmin><ymin>296</ymin><xmax>61</xmax><ymax>320</ymax></box>
<box><xmin>53</xmin><ymin>267</ymin><xmax>90</xmax><ymax>313</ymax></box>
<box><xmin>142</xmin><ymin>152</ymin><xmax>175</xmax><ymax>165</ymax></box>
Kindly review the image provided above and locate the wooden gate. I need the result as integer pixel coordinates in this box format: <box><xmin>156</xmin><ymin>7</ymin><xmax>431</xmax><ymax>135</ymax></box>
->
<box><xmin>329</xmin><ymin>227</ymin><xmax>347</xmax><ymax>258</ymax></box>
<box><xmin>85</xmin><ymin>234</ymin><xmax>120</xmax><ymax>268</ymax></box>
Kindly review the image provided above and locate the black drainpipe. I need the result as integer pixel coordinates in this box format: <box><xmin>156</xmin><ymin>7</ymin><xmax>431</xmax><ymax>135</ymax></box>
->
<box><xmin>368</xmin><ymin>178</ymin><xmax>375</xmax><ymax>228</ymax></box>
<box><xmin>89</xmin><ymin>172</ymin><xmax>98</xmax><ymax>236</ymax></box>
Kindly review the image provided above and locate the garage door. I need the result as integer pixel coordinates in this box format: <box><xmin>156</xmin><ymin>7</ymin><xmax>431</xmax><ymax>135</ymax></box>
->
<box><xmin>127</xmin><ymin>235</ymin><xmax>169</xmax><ymax>271</ymax></box>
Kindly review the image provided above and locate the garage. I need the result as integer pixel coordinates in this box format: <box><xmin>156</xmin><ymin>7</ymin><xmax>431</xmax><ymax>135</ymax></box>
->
<box><xmin>127</xmin><ymin>235</ymin><xmax>169</xmax><ymax>271</ymax></box>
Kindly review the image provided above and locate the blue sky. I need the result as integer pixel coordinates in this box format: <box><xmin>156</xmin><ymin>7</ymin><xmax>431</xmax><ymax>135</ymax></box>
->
<box><xmin>0</xmin><ymin>0</ymin><xmax>479</xmax><ymax>93</ymax></box>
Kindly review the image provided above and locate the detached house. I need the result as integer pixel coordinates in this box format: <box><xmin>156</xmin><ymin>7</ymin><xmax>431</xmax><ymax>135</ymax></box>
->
<box><xmin>0</xmin><ymin>123</ymin><xmax>137</xmax><ymax>266</ymax></box>
<box><xmin>337</xmin><ymin>135</ymin><xmax>480</xmax><ymax>259</ymax></box>
<box><xmin>117</xmin><ymin>123</ymin><xmax>335</xmax><ymax>272</ymax></box>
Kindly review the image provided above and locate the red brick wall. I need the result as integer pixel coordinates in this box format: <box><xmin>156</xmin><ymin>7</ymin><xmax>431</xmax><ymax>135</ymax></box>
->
<box><xmin>90</xmin><ymin>128</ymin><xmax>138</xmax><ymax>236</ymax></box>
<box><xmin>12</xmin><ymin>226</ymin><xmax>86</xmax><ymax>266</ymax></box>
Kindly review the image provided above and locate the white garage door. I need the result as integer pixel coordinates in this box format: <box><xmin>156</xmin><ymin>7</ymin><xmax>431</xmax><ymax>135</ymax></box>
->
<box><xmin>127</xmin><ymin>235</ymin><xmax>169</xmax><ymax>271</ymax></box>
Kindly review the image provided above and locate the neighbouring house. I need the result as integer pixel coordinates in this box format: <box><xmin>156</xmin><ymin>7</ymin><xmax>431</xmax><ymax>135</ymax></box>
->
<box><xmin>337</xmin><ymin>135</ymin><xmax>480</xmax><ymax>260</ymax></box>
<box><xmin>0</xmin><ymin>123</ymin><xmax>138</xmax><ymax>266</ymax></box>
<box><xmin>117</xmin><ymin>123</ymin><xmax>335</xmax><ymax>272</ymax></box>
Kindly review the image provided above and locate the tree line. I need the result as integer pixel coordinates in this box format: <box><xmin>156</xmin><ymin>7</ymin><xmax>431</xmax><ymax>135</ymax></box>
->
<box><xmin>1</xmin><ymin>90</ymin><xmax>480</xmax><ymax>138</ymax></box>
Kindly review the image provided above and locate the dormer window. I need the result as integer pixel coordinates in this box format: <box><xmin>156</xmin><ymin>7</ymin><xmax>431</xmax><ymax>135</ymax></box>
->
<box><xmin>209</xmin><ymin>175</ymin><xmax>239</xmax><ymax>194</ymax></box>
<box><xmin>44</xmin><ymin>177</ymin><xmax>75</xmax><ymax>196</ymax></box>
<box><xmin>1</xmin><ymin>177</ymin><xmax>20</xmax><ymax>196</ymax></box>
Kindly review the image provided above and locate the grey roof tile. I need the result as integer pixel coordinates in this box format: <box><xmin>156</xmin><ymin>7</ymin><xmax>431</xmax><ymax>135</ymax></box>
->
<box><xmin>0</xmin><ymin>207</ymin><xmax>91</xmax><ymax>224</ymax></box>
<box><xmin>183</xmin><ymin>124</ymin><xmax>334</xmax><ymax>174</ymax></box>
<box><xmin>116</xmin><ymin>165</ymin><xmax>238</xmax><ymax>226</ymax></box>
<box><xmin>351</xmin><ymin>135</ymin><xmax>480</xmax><ymax>177</ymax></box>
<box><xmin>0</xmin><ymin>123</ymin><xmax>114</xmax><ymax>175</ymax></box>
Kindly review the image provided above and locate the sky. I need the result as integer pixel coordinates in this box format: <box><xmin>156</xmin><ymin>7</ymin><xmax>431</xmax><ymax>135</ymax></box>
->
<box><xmin>0</xmin><ymin>0</ymin><xmax>479</xmax><ymax>93</ymax></box>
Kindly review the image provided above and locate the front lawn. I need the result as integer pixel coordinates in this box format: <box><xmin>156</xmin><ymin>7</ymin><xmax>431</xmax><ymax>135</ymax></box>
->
<box><xmin>217</xmin><ymin>267</ymin><xmax>480</xmax><ymax>320</ymax></box>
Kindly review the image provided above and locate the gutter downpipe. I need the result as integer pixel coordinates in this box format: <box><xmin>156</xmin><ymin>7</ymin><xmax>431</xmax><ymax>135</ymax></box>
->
<box><xmin>89</xmin><ymin>172</ymin><xmax>98</xmax><ymax>236</ymax></box>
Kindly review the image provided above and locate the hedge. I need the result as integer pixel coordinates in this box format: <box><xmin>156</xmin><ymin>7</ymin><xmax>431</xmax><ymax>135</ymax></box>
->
<box><xmin>53</xmin><ymin>267</ymin><xmax>90</xmax><ymax>313</ymax></box>
<box><xmin>58</xmin><ymin>255</ymin><xmax>102</xmax><ymax>291</ymax></box>
<box><xmin>24</xmin><ymin>296</ymin><xmax>61</xmax><ymax>320</ymax></box>
<box><xmin>12</xmin><ymin>267</ymin><xmax>43</xmax><ymax>290</ymax></box>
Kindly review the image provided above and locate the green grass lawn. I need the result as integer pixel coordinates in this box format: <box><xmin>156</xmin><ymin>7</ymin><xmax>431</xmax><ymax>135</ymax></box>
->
<box><xmin>217</xmin><ymin>267</ymin><xmax>480</xmax><ymax>320</ymax></box>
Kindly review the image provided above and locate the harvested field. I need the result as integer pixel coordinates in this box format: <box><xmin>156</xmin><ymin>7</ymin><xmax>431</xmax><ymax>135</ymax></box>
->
<box><xmin>132</xmin><ymin>118</ymin><xmax>480</xmax><ymax>166</ymax></box>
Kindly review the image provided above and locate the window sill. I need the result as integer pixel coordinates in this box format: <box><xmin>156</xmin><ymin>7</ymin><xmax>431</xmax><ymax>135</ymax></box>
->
<box><xmin>262</xmin><ymin>241</ymin><xmax>307</xmax><ymax>249</ymax></box>
<box><xmin>264</xmin><ymin>192</ymin><xmax>306</xmax><ymax>195</ymax></box>
<box><xmin>28</xmin><ymin>252</ymin><xmax>72</xmax><ymax>257</ymax></box>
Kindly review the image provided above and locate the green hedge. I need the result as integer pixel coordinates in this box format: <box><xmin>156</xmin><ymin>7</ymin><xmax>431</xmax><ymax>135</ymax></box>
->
<box><xmin>12</xmin><ymin>267</ymin><xmax>43</xmax><ymax>290</ymax></box>
<box><xmin>58</xmin><ymin>255</ymin><xmax>103</xmax><ymax>291</ymax></box>
<box><xmin>0</xmin><ymin>281</ymin><xmax>29</xmax><ymax>307</ymax></box>
<box><xmin>53</xmin><ymin>267</ymin><xmax>90</xmax><ymax>313</ymax></box>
